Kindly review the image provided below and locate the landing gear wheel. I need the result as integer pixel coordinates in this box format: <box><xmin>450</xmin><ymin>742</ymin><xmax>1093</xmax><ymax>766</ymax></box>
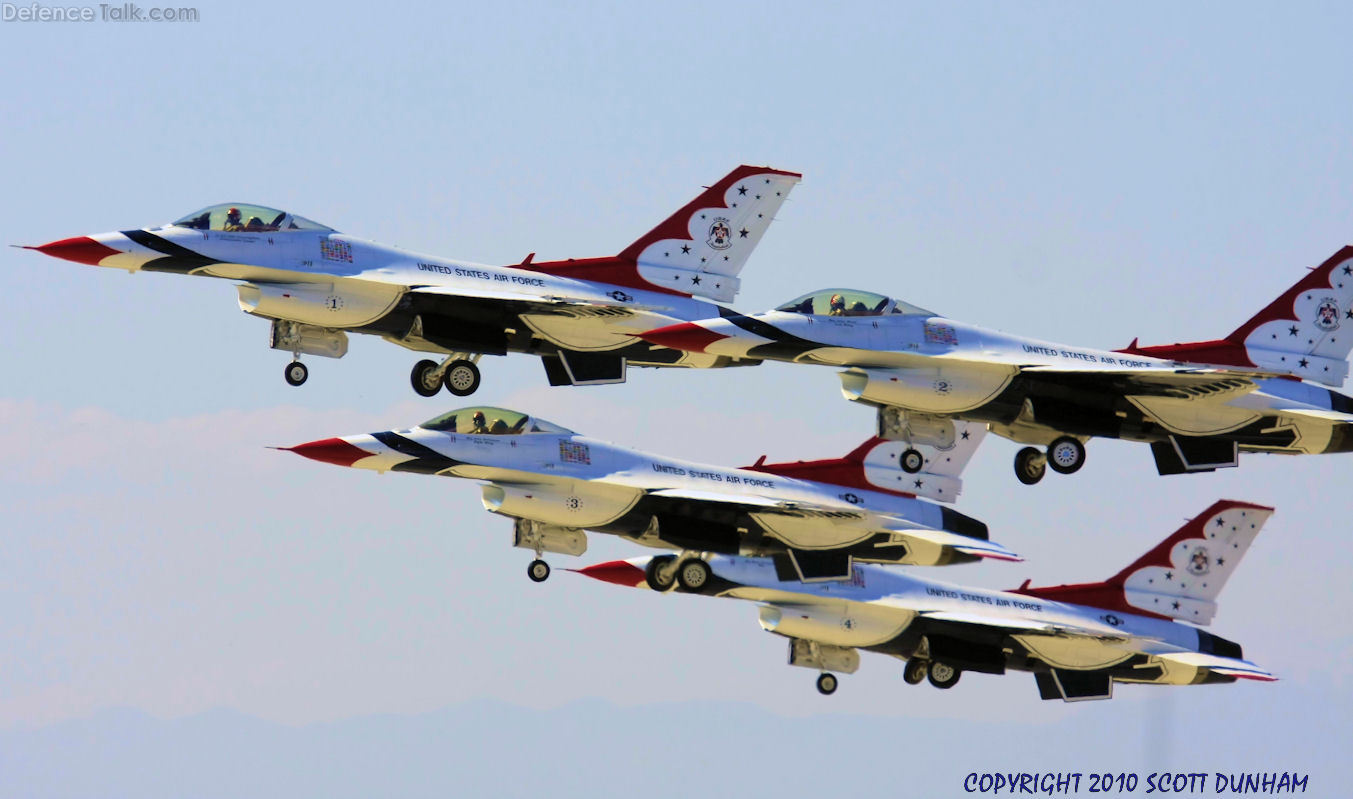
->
<box><xmin>816</xmin><ymin>673</ymin><xmax>838</xmax><ymax>695</ymax></box>
<box><xmin>1014</xmin><ymin>447</ymin><xmax>1046</xmax><ymax>485</ymax></box>
<box><xmin>284</xmin><ymin>361</ymin><xmax>309</xmax><ymax>387</ymax></box>
<box><xmin>1047</xmin><ymin>436</ymin><xmax>1086</xmax><ymax>475</ymax></box>
<box><xmin>411</xmin><ymin>360</ymin><xmax>442</xmax><ymax>397</ymax></box>
<box><xmin>903</xmin><ymin>658</ymin><xmax>928</xmax><ymax>685</ymax></box>
<box><xmin>927</xmin><ymin>660</ymin><xmax>961</xmax><ymax>689</ymax></box>
<box><xmin>644</xmin><ymin>555</ymin><xmax>677</xmax><ymax>592</ymax></box>
<box><xmin>443</xmin><ymin>359</ymin><xmax>481</xmax><ymax>397</ymax></box>
<box><xmin>527</xmin><ymin>559</ymin><xmax>550</xmax><ymax>583</ymax></box>
<box><xmin>900</xmin><ymin>448</ymin><xmax>925</xmax><ymax>474</ymax></box>
<box><xmin>675</xmin><ymin>559</ymin><xmax>711</xmax><ymax>591</ymax></box>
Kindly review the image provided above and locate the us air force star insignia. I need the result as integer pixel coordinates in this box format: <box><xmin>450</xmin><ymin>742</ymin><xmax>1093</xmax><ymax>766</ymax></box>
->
<box><xmin>840</xmin><ymin>492</ymin><xmax>863</xmax><ymax>505</ymax></box>
<box><xmin>1315</xmin><ymin>298</ymin><xmax>1340</xmax><ymax>331</ymax></box>
<box><xmin>1101</xmin><ymin>614</ymin><xmax>1123</xmax><ymax>627</ymax></box>
<box><xmin>606</xmin><ymin>290</ymin><xmax>633</xmax><ymax>303</ymax></box>
<box><xmin>707</xmin><ymin>217</ymin><xmax>733</xmax><ymax>250</ymax></box>
<box><xmin>1187</xmin><ymin>546</ymin><xmax>1210</xmax><ymax>575</ymax></box>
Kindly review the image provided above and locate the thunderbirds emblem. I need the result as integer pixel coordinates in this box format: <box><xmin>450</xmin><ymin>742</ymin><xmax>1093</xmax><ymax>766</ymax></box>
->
<box><xmin>1315</xmin><ymin>298</ymin><xmax>1340</xmax><ymax>331</ymax></box>
<box><xmin>707</xmin><ymin>217</ymin><xmax>733</xmax><ymax>250</ymax></box>
<box><xmin>1187</xmin><ymin>546</ymin><xmax>1211</xmax><ymax>576</ymax></box>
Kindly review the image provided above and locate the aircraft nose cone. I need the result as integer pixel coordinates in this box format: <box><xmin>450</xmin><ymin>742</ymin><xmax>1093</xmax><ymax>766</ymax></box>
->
<box><xmin>27</xmin><ymin>236</ymin><xmax>122</xmax><ymax>266</ymax></box>
<box><xmin>281</xmin><ymin>437</ymin><xmax>373</xmax><ymax>468</ymax></box>
<box><xmin>638</xmin><ymin>322</ymin><xmax>729</xmax><ymax>353</ymax></box>
<box><xmin>571</xmin><ymin>560</ymin><xmax>648</xmax><ymax>588</ymax></box>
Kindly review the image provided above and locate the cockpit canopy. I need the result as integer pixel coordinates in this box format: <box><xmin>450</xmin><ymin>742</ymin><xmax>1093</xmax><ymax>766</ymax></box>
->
<box><xmin>774</xmin><ymin>288</ymin><xmax>934</xmax><ymax>317</ymax></box>
<box><xmin>172</xmin><ymin>203</ymin><xmax>334</xmax><ymax>233</ymax></box>
<box><xmin>418</xmin><ymin>406</ymin><xmax>575</xmax><ymax>436</ymax></box>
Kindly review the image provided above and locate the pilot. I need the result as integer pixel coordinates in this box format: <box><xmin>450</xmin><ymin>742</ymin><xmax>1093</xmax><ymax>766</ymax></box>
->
<box><xmin>468</xmin><ymin>411</ymin><xmax>489</xmax><ymax>434</ymax></box>
<box><xmin>224</xmin><ymin>207</ymin><xmax>243</xmax><ymax>231</ymax></box>
<box><xmin>828</xmin><ymin>293</ymin><xmax>846</xmax><ymax>315</ymax></box>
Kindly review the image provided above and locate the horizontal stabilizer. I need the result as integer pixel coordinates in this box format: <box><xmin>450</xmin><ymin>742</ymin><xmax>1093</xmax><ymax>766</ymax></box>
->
<box><xmin>1154</xmin><ymin>651</ymin><xmax>1276</xmax><ymax>681</ymax></box>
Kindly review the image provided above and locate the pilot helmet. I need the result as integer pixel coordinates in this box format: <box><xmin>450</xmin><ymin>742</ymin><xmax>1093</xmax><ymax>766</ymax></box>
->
<box><xmin>829</xmin><ymin>293</ymin><xmax>845</xmax><ymax>312</ymax></box>
<box><xmin>472</xmin><ymin>411</ymin><xmax>486</xmax><ymax>425</ymax></box>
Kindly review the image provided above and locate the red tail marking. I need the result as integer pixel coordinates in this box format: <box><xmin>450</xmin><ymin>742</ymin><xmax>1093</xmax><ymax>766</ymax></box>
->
<box><xmin>1011</xmin><ymin>499</ymin><xmax>1272</xmax><ymax>620</ymax></box>
<box><xmin>744</xmin><ymin>437</ymin><xmax>915</xmax><ymax>498</ymax></box>
<box><xmin>1120</xmin><ymin>246</ymin><xmax>1353</xmax><ymax>367</ymax></box>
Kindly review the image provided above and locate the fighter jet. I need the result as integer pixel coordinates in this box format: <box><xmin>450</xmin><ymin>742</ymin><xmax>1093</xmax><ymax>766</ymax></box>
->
<box><xmin>280</xmin><ymin>405</ymin><xmax>1014</xmax><ymax>583</ymax></box>
<box><xmin>577</xmin><ymin>499</ymin><xmax>1274</xmax><ymax>701</ymax></box>
<box><xmin>640</xmin><ymin>248</ymin><xmax>1353</xmax><ymax>483</ymax></box>
<box><xmin>23</xmin><ymin>165</ymin><xmax>799</xmax><ymax>395</ymax></box>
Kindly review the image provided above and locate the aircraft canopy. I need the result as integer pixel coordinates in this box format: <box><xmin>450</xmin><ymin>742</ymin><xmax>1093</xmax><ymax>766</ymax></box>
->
<box><xmin>172</xmin><ymin>203</ymin><xmax>335</xmax><ymax>233</ymax></box>
<box><xmin>418</xmin><ymin>406</ymin><xmax>576</xmax><ymax>436</ymax></box>
<box><xmin>775</xmin><ymin>288</ymin><xmax>934</xmax><ymax>317</ymax></box>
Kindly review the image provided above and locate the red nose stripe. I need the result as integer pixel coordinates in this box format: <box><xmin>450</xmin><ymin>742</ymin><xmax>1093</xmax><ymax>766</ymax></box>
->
<box><xmin>638</xmin><ymin>322</ymin><xmax>729</xmax><ymax>353</ymax></box>
<box><xmin>572</xmin><ymin>560</ymin><xmax>647</xmax><ymax>587</ymax></box>
<box><xmin>283</xmin><ymin>438</ymin><xmax>374</xmax><ymax>468</ymax></box>
<box><xmin>29</xmin><ymin>236</ymin><xmax>122</xmax><ymax>266</ymax></box>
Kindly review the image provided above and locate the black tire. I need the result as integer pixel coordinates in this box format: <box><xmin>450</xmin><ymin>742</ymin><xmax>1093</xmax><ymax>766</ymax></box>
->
<box><xmin>1014</xmin><ymin>447</ymin><xmax>1046</xmax><ymax>485</ymax></box>
<box><xmin>1046</xmin><ymin>436</ymin><xmax>1086</xmax><ymax>475</ymax></box>
<box><xmin>527</xmin><ymin>559</ymin><xmax>550</xmax><ymax>583</ymax></box>
<box><xmin>675</xmin><ymin>559</ymin><xmax>711</xmax><ymax>591</ymax></box>
<box><xmin>903</xmin><ymin>658</ymin><xmax>928</xmax><ymax>685</ymax></box>
<box><xmin>816</xmin><ymin>673</ymin><xmax>838</xmax><ymax>695</ymax></box>
<box><xmin>900</xmin><ymin>448</ymin><xmax>925</xmax><ymax>474</ymax></box>
<box><xmin>644</xmin><ymin>555</ymin><xmax>677</xmax><ymax>592</ymax></box>
<box><xmin>411</xmin><ymin>360</ymin><xmax>442</xmax><ymax>397</ymax></box>
<box><xmin>443</xmin><ymin>359</ymin><xmax>481</xmax><ymax>397</ymax></box>
<box><xmin>928</xmin><ymin>660</ymin><xmax>961</xmax><ymax>689</ymax></box>
<box><xmin>284</xmin><ymin>361</ymin><xmax>308</xmax><ymax>387</ymax></box>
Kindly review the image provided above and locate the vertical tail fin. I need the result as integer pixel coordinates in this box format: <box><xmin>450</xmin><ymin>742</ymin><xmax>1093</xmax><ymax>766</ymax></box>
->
<box><xmin>1016</xmin><ymin>500</ymin><xmax>1273</xmax><ymax>625</ymax></box>
<box><xmin>1124</xmin><ymin>246</ymin><xmax>1353</xmax><ymax>386</ymax></box>
<box><xmin>525</xmin><ymin>165</ymin><xmax>801</xmax><ymax>303</ymax></box>
<box><xmin>744</xmin><ymin>420</ymin><xmax>986</xmax><ymax>504</ymax></box>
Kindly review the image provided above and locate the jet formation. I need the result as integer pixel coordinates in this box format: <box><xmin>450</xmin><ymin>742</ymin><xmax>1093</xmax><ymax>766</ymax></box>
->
<box><xmin>21</xmin><ymin>164</ymin><xmax>1309</xmax><ymax>701</ymax></box>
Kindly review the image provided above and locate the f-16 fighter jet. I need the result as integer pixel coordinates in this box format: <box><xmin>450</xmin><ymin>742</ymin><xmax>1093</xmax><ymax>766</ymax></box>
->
<box><xmin>24</xmin><ymin>165</ymin><xmax>799</xmax><ymax>395</ymax></box>
<box><xmin>641</xmin><ymin>248</ymin><xmax>1353</xmax><ymax>483</ymax></box>
<box><xmin>281</xmin><ymin>405</ymin><xmax>1014</xmax><ymax>583</ymax></box>
<box><xmin>577</xmin><ymin>500</ymin><xmax>1274</xmax><ymax>701</ymax></box>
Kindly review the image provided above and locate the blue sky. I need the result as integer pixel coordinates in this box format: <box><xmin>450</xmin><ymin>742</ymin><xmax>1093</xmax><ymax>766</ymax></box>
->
<box><xmin>1</xmin><ymin>2</ymin><xmax>1350</xmax><ymax>795</ymax></box>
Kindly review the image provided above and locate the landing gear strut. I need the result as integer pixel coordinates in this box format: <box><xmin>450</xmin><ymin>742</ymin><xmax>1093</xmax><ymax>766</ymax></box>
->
<box><xmin>410</xmin><ymin>353</ymin><xmax>483</xmax><ymax>398</ymax></box>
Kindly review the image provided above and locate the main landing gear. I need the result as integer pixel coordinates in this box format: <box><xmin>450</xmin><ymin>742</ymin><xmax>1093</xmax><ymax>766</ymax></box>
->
<box><xmin>643</xmin><ymin>554</ymin><xmax>712</xmax><ymax>592</ymax></box>
<box><xmin>816</xmin><ymin>673</ymin><xmax>838</xmax><ymax>695</ymax></box>
<box><xmin>1014</xmin><ymin>436</ymin><xmax>1086</xmax><ymax>485</ymax></box>
<box><xmin>411</xmin><ymin>353</ymin><xmax>482</xmax><ymax>398</ymax></box>
<box><xmin>903</xmin><ymin>658</ymin><xmax>962</xmax><ymax>689</ymax></box>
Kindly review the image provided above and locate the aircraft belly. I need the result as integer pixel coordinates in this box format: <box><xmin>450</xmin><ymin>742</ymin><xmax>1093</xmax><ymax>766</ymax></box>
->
<box><xmin>480</xmin><ymin>478</ymin><xmax>644</xmax><ymax>527</ymax></box>
<box><xmin>236</xmin><ymin>277</ymin><xmax>404</xmax><ymax>328</ymax></box>
<box><xmin>748</xmin><ymin>513</ymin><xmax>874</xmax><ymax>550</ymax></box>
<box><xmin>521</xmin><ymin>313</ymin><xmax>645</xmax><ymax>351</ymax></box>
<box><xmin>1014</xmin><ymin>635</ymin><xmax>1135</xmax><ymax>671</ymax></box>
<box><xmin>1127</xmin><ymin>396</ymin><xmax>1262</xmax><ymax>436</ymax></box>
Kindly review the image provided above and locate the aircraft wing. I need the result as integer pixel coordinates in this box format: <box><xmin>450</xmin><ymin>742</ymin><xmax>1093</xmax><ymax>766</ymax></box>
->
<box><xmin>1151</xmin><ymin>651</ymin><xmax>1277</xmax><ymax>681</ymax></box>
<box><xmin>408</xmin><ymin>284</ymin><xmax>672</xmax><ymax>316</ymax></box>
<box><xmin>643</xmin><ymin>488</ymin><xmax>1019</xmax><ymax>563</ymax></box>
